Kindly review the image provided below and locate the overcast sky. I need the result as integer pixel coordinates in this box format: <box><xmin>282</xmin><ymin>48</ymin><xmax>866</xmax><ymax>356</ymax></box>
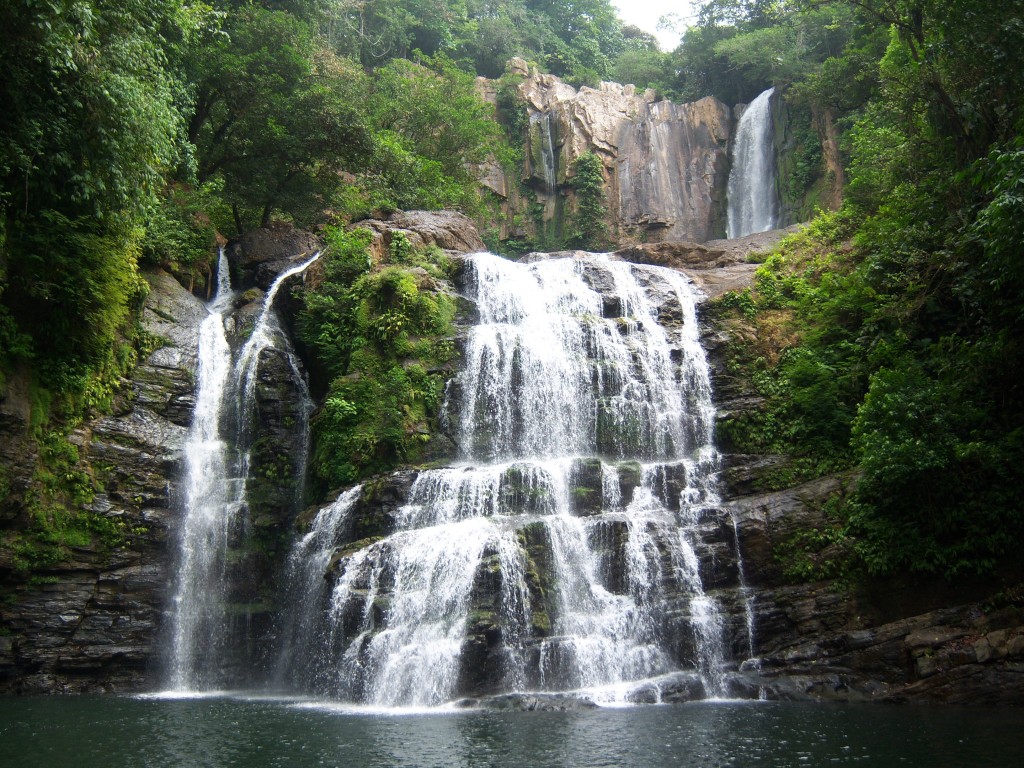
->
<box><xmin>612</xmin><ymin>1</ymin><xmax>696</xmax><ymax>51</ymax></box>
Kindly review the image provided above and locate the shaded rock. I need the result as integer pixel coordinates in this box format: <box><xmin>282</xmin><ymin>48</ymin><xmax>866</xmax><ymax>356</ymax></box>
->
<box><xmin>628</xmin><ymin>672</ymin><xmax>706</xmax><ymax>704</ymax></box>
<box><xmin>472</xmin><ymin>692</ymin><xmax>599</xmax><ymax>711</ymax></box>
<box><xmin>225</xmin><ymin>223</ymin><xmax>322</xmax><ymax>291</ymax></box>
<box><xmin>356</xmin><ymin>210</ymin><xmax>486</xmax><ymax>263</ymax></box>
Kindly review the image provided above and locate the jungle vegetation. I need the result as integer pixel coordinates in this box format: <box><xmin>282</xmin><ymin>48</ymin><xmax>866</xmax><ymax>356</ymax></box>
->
<box><xmin>1</xmin><ymin>0</ymin><xmax>1023</xmax><ymax>581</ymax></box>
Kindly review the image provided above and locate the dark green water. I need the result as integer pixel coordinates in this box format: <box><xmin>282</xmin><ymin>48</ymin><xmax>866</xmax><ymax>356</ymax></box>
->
<box><xmin>2</xmin><ymin>695</ymin><xmax>1022</xmax><ymax>767</ymax></box>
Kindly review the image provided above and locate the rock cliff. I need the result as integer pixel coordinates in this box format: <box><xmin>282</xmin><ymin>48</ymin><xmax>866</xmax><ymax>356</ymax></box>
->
<box><xmin>0</xmin><ymin>270</ymin><xmax>204</xmax><ymax>692</ymax></box>
<box><xmin>478</xmin><ymin>60</ymin><xmax>732</xmax><ymax>245</ymax></box>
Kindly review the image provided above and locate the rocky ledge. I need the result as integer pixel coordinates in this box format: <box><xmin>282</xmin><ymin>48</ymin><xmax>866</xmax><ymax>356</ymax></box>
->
<box><xmin>718</xmin><ymin>472</ymin><xmax>1024</xmax><ymax>705</ymax></box>
<box><xmin>356</xmin><ymin>210</ymin><xmax>487</xmax><ymax>262</ymax></box>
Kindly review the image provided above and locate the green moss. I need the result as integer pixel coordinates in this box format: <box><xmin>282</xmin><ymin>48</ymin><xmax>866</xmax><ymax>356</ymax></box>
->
<box><xmin>567</xmin><ymin>152</ymin><xmax>609</xmax><ymax>250</ymax></box>
<box><xmin>2</xmin><ymin>429</ymin><xmax>130</xmax><ymax>575</ymax></box>
<box><xmin>531</xmin><ymin>609</ymin><xmax>551</xmax><ymax>635</ymax></box>
<box><xmin>337</xmin><ymin>535</ymin><xmax>384</xmax><ymax>559</ymax></box>
<box><xmin>300</xmin><ymin>228</ymin><xmax>458</xmax><ymax>488</ymax></box>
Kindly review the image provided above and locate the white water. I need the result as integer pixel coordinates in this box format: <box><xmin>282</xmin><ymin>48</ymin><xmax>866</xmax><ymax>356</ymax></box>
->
<box><xmin>287</xmin><ymin>253</ymin><xmax>740</xmax><ymax>705</ymax></box>
<box><xmin>169</xmin><ymin>249</ymin><xmax>237</xmax><ymax>690</ymax></box>
<box><xmin>727</xmin><ymin>87</ymin><xmax>778</xmax><ymax>238</ymax></box>
<box><xmin>167</xmin><ymin>251</ymin><xmax>319</xmax><ymax>691</ymax></box>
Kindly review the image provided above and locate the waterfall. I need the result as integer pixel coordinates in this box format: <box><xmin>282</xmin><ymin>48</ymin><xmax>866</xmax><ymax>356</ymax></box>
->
<box><xmin>530</xmin><ymin>111</ymin><xmax>559</xmax><ymax>193</ymax></box>
<box><xmin>168</xmin><ymin>249</ymin><xmax>237</xmax><ymax>691</ymax></box>
<box><xmin>166</xmin><ymin>250</ymin><xmax>319</xmax><ymax>692</ymax></box>
<box><xmin>727</xmin><ymin>87</ymin><xmax>778</xmax><ymax>238</ymax></box>
<box><xmin>285</xmin><ymin>252</ymin><xmax>741</xmax><ymax>706</ymax></box>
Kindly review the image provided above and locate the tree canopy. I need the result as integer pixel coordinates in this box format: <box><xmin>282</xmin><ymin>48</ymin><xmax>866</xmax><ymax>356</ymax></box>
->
<box><xmin>705</xmin><ymin>0</ymin><xmax>1024</xmax><ymax>579</ymax></box>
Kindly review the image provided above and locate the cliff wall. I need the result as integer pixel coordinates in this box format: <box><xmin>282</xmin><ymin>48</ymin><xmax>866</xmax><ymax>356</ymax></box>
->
<box><xmin>478</xmin><ymin>60</ymin><xmax>732</xmax><ymax>246</ymax></box>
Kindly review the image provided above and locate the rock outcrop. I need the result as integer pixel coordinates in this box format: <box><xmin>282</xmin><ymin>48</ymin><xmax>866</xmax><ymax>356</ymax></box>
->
<box><xmin>226</xmin><ymin>222</ymin><xmax>321</xmax><ymax>291</ymax></box>
<box><xmin>615</xmin><ymin>224</ymin><xmax>799</xmax><ymax>299</ymax></box>
<box><xmin>479</xmin><ymin>61</ymin><xmax>732</xmax><ymax>244</ymax></box>
<box><xmin>355</xmin><ymin>210</ymin><xmax>487</xmax><ymax>262</ymax></box>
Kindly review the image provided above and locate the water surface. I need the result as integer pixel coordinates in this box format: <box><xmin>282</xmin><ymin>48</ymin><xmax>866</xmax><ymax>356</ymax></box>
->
<box><xmin>2</xmin><ymin>696</ymin><xmax>1022</xmax><ymax>767</ymax></box>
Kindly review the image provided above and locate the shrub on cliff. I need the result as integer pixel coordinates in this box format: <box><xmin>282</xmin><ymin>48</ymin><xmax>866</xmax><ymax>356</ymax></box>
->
<box><xmin>298</xmin><ymin>226</ymin><xmax>456</xmax><ymax>488</ymax></box>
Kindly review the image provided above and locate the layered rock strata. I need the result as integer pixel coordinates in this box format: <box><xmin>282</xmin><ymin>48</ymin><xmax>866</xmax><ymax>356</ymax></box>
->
<box><xmin>0</xmin><ymin>271</ymin><xmax>204</xmax><ymax>692</ymax></box>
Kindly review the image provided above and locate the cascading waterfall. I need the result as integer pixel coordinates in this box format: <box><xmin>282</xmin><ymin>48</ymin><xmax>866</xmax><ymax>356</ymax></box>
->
<box><xmin>166</xmin><ymin>250</ymin><xmax>319</xmax><ymax>692</ymax></box>
<box><xmin>233</xmin><ymin>253</ymin><xmax>320</xmax><ymax>504</ymax></box>
<box><xmin>283</xmin><ymin>252</ymin><xmax>744</xmax><ymax>706</ymax></box>
<box><xmin>726</xmin><ymin>87</ymin><xmax>778</xmax><ymax>238</ymax></box>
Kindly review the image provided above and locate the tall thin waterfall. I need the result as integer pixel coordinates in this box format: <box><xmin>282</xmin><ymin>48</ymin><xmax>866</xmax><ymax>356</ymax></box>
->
<box><xmin>283</xmin><ymin>252</ymin><xmax>738</xmax><ymax>706</ymax></box>
<box><xmin>727</xmin><ymin>87</ymin><xmax>778</xmax><ymax>238</ymax></box>
<box><xmin>167</xmin><ymin>250</ymin><xmax>319</xmax><ymax>691</ymax></box>
<box><xmin>530</xmin><ymin>111</ymin><xmax>559</xmax><ymax>192</ymax></box>
<box><xmin>168</xmin><ymin>249</ymin><xmax>236</xmax><ymax>690</ymax></box>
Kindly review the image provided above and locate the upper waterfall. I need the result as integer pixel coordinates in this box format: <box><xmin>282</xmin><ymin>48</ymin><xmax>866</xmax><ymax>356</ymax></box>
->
<box><xmin>727</xmin><ymin>87</ymin><xmax>779</xmax><ymax>238</ymax></box>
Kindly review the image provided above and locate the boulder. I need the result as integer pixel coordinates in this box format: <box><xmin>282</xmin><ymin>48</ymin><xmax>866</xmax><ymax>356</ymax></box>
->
<box><xmin>225</xmin><ymin>222</ymin><xmax>322</xmax><ymax>290</ymax></box>
<box><xmin>616</xmin><ymin>241</ymin><xmax>729</xmax><ymax>270</ymax></box>
<box><xmin>355</xmin><ymin>210</ymin><xmax>486</xmax><ymax>263</ymax></box>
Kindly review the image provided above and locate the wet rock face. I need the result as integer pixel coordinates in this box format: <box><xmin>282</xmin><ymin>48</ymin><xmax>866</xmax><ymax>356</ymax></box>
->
<box><xmin>615</xmin><ymin>97</ymin><xmax>732</xmax><ymax>242</ymax></box>
<box><xmin>0</xmin><ymin>270</ymin><xmax>204</xmax><ymax>693</ymax></box>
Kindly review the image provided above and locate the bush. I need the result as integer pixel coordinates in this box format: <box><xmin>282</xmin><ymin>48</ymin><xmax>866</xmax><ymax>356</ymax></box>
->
<box><xmin>299</xmin><ymin>227</ymin><xmax>456</xmax><ymax>488</ymax></box>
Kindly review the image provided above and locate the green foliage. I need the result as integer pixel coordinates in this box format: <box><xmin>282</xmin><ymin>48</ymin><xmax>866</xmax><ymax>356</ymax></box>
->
<box><xmin>567</xmin><ymin>152</ymin><xmax>609</xmax><ymax>251</ymax></box>
<box><xmin>3</xmin><ymin>212</ymin><xmax>148</xmax><ymax>411</ymax></box>
<box><xmin>298</xmin><ymin>227</ymin><xmax>375</xmax><ymax>378</ymax></box>
<box><xmin>775</xmin><ymin>493</ymin><xmax>855</xmax><ymax>583</ymax></box>
<box><xmin>186</xmin><ymin>7</ymin><xmax>371</xmax><ymax>231</ymax></box>
<box><xmin>713</xmin><ymin>0</ymin><xmax>1024</xmax><ymax>577</ymax></box>
<box><xmin>713</xmin><ymin>210</ymin><xmax>865</xmax><ymax>485</ymax></box>
<box><xmin>610</xmin><ymin>49</ymin><xmax>670</xmax><ymax>92</ymax></box>
<box><xmin>0</xmin><ymin>0</ymin><xmax>195</xmax><ymax>420</ymax></box>
<box><xmin>0</xmin><ymin>0</ymin><xmax>188</xmax><ymax>225</ymax></box>
<box><xmin>298</xmin><ymin>227</ymin><xmax>457</xmax><ymax>487</ymax></box>
<box><xmin>496</xmin><ymin>72</ymin><xmax>529</xmax><ymax>143</ymax></box>
<box><xmin>780</xmin><ymin>116</ymin><xmax>824</xmax><ymax>205</ymax></box>
<box><xmin>140</xmin><ymin>183</ymin><xmax>220</xmax><ymax>270</ymax></box>
<box><xmin>355</xmin><ymin>54</ymin><xmax>511</xmax><ymax>216</ymax></box>
<box><xmin>848</xmin><ymin>353</ymin><xmax>1024</xmax><ymax>577</ymax></box>
<box><xmin>712</xmin><ymin>5</ymin><xmax>854</xmax><ymax>91</ymax></box>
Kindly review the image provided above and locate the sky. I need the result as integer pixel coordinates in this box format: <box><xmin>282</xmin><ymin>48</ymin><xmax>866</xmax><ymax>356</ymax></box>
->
<box><xmin>612</xmin><ymin>1</ymin><xmax>696</xmax><ymax>51</ymax></box>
